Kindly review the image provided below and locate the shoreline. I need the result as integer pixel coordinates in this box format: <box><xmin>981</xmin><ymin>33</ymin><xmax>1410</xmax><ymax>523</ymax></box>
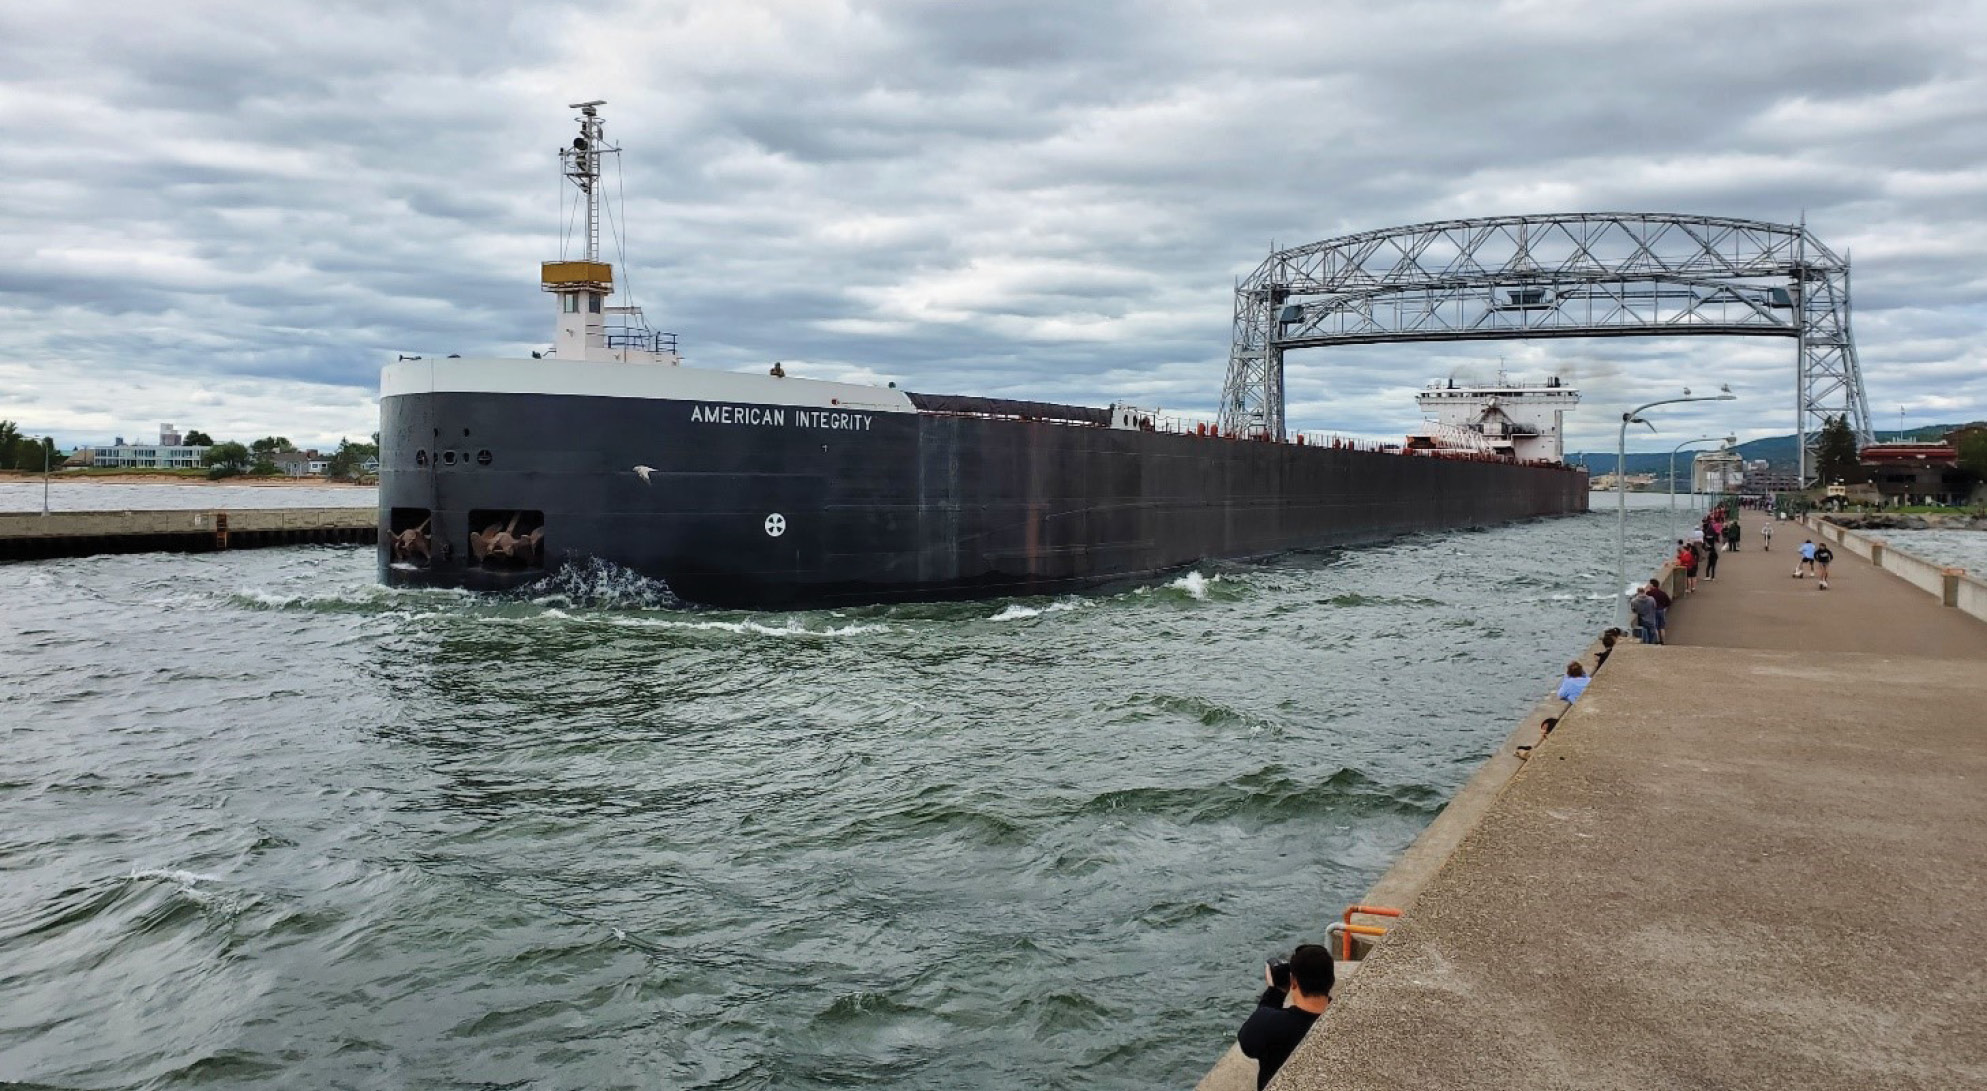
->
<box><xmin>0</xmin><ymin>472</ymin><xmax>371</xmax><ymax>488</ymax></box>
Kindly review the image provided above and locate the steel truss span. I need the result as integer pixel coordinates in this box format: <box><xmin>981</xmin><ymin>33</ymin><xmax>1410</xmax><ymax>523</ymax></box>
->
<box><xmin>1219</xmin><ymin>213</ymin><xmax>1875</xmax><ymax>482</ymax></box>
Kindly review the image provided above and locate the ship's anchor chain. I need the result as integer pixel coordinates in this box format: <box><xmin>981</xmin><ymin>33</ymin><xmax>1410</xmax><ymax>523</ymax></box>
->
<box><xmin>470</xmin><ymin>511</ymin><xmax>546</xmax><ymax>567</ymax></box>
<box><xmin>391</xmin><ymin>517</ymin><xmax>432</xmax><ymax>563</ymax></box>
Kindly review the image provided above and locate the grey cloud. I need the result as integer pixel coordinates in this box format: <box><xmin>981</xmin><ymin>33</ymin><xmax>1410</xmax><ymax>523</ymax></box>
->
<box><xmin>1</xmin><ymin>0</ymin><xmax>1984</xmax><ymax>448</ymax></box>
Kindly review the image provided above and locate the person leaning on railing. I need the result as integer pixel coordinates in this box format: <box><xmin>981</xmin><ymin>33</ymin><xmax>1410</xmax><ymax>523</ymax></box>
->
<box><xmin>1237</xmin><ymin>944</ymin><xmax>1336</xmax><ymax>1090</ymax></box>
<box><xmin>1555</xmin><ymin>661</ymin><xmax>1591</xmax><ymax>702</ymax></box>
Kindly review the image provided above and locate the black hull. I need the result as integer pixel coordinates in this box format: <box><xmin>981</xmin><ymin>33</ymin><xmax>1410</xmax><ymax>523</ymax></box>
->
<box><xmin>378</xmin><ymin>391</ymin><xmax>1588</xmax><ymax>610</ymax></box>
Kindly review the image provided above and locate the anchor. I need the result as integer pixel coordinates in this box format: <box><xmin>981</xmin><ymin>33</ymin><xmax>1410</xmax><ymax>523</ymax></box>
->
<box><xmin>391</xmin><ymin>517</ymin><xmax>432</xmax><ymax>563</ymax></box>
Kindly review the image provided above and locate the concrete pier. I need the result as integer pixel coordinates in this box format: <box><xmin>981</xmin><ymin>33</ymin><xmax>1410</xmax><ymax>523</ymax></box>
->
<box><xmin>1255</xmin><ymin>526</ymin><xmax>1987</xmax><ymax>1090</ymax></box>
<box><xmin>0</xmin><ymin>508</ymin><xmax>375</xmax><ymax>561</ymax></box>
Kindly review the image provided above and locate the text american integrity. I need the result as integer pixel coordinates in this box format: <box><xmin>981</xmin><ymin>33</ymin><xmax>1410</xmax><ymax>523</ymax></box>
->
<box><xmin>689</xmin><ymin>404</ymin><xmax>875</xmax><ymax>431</ymax></box>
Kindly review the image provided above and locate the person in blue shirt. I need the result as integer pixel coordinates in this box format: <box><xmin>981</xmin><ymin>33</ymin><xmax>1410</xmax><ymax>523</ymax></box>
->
<box><xmin>1556</xmin><ymin>661</ymin><xmax>1591</xmax><ymax>702</ymax></box>
<box><xmin>1796</xmin><ymin>539</ymin><xmax>1817</xmax><ymax>578</ymax></box>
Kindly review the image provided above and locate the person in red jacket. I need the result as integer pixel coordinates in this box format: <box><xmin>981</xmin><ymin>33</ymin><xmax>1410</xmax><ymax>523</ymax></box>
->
<box><xmin>1676</xmin><ymin>541</ymin><xmax>1700</xmax><ymax>593</ymax></box>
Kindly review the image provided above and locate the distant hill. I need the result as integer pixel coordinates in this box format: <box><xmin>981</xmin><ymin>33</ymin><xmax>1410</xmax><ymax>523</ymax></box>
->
<box><xmin>1571</xmin><ymin>423</ymin><xmax>1980</xmax><ymax>478</ymax></box>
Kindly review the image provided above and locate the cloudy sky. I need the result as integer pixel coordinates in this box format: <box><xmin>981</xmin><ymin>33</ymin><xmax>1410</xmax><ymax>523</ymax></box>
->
<box><xmin>3</xmin><ymin>0</ymin><xmax>1984</xmax><ymax>452</ymax></box>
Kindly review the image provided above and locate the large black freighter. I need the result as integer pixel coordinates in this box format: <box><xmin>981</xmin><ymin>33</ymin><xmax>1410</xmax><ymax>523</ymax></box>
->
<box><xmin>379</xmin><ymin>104</ymin><xmax>1588</xmax><ymax>609</ymax></box>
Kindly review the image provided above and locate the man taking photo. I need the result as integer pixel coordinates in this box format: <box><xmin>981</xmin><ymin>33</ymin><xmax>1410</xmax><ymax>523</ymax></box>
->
<box><xmin>1237</xmin><ymin>944</ymin><xmax>1335</xmax><ymax>1088</ymax></box>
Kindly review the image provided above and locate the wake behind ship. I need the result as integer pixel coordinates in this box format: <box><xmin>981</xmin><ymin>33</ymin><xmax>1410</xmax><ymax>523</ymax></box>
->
<box><xmin>379</xmin><ymin>104</ymin><xmax>1587</xmax><ymax>609</ymax></box>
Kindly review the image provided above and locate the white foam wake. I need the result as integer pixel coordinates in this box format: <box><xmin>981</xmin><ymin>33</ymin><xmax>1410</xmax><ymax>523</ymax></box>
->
<box><xmin>987</xmin><ymin>597</ymin><xmax>1087</xmax><ymax>621</ymax></box>
<box><xmin>1168</xmin><ymin>571</ymin><xmax>1212</xmax><ymax>600</ymax></box>
<box><xmin>593</xmin><ymin>615</ymin><xmax>888</xmax><ymax>638</ymax></box>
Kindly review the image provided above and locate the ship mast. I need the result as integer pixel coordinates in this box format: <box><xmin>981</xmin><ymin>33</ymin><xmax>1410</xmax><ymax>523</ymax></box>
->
<box><xmin>538</xmin><ymin>101</ymin><xmax>679</xmax><ymax>365</ymax></box>
<box><xmin>563</xmin><ymin>100</ymin><xmax>611</xmax><ymax>263</ymax></box>
<box><xmin>541</xmin><ymin>101</ymin><xmax>617</xmax><ymax>362</ymax></box>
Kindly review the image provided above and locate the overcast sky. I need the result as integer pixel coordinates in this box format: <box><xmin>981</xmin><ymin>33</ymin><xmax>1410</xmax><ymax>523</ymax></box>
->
<box><xmin>3</xmin><ymin>0</ymin><xmax>1984</xmax><ymax>451</ymax></box>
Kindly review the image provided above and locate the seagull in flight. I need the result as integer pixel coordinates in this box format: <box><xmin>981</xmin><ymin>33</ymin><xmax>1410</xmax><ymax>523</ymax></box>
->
<box><xmin>632</xmin><ymin>465</ymin><xmax>656</xmax><ymax>483</ymax></box>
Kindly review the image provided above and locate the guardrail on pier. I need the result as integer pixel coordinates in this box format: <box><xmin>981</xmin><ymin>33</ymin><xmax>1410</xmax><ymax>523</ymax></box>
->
<box><xmin>0</xmin><ymin>508</ymin><xmax>376</xmax><ymax>561</ymax></box>
<box><xmin>1807</xmin><ymin>515</ymin><xmax>1987</xmax><ymax>623</ymax></box>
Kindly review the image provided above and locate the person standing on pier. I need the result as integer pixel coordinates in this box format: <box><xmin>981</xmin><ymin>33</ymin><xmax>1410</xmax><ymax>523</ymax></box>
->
<box><xmin>1646</xmin><ymin>578</ymin><xmax>1672</xmax><ymax>643</ymax></box>
<box><xmin>1630</xmin><ymin>588</ymin><xmax>1661</xmax><ymax>645</ymax></box>
<box><xmin>1761</xmin><ymin>521</ymin><xmax>1773</xmax><ymax>551</ymax></box>
<box><xmin>1238</xmin><ymin>945</ymin><xmax>1334</xmax><ymax>1089</ymax></box>
<box><xmin>1703</xmin><ymin>535</ymin><xmax>1720</xmax><ymax>581</ymax></box>
<box><xmin>1677</xmin><ymin>540</ymin><xmax>1700</xmax><ymax>593</ymax></box>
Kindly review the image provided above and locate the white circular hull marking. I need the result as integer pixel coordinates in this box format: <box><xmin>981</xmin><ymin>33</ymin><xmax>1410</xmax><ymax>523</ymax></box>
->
<box><xmin>764</xmin><ymin>513</ymin><xmax>787</xmax><ymax>537</ymax></box>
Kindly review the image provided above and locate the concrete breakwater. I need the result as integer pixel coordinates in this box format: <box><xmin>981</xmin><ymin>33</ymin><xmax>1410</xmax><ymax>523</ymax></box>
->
<box><xmin>0</xmin><ymin>507</ymin><xmax>375</xmax><ymax>561</ymax></box>
<box><xmin>1206</xmin><ymin>520</ymin><xmax>1987</xmax><ymax>1090</ymax></box>
<box><xmin>1825</xmin><ymin>512</ymin><xmax>1987</xmax><ymax>532</ymax></box>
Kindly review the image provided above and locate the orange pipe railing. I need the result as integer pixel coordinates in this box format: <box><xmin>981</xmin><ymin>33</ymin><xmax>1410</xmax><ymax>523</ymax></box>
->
<box><xmin>1341</xmin><ymin>904</ymin><xmax>1404</xmax><ymax>960</ymax></box>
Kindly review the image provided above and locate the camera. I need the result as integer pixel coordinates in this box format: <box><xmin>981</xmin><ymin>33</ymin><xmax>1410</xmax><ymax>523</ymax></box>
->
<box><xmin>1266</xmin><ymin>957</ymin><xmax>1292</xmax><ymax>990</ymax></box>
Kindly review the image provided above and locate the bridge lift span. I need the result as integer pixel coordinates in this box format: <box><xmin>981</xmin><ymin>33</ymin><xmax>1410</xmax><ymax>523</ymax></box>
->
<box><xmin>1218</xmin><ymin>213</ymin><xmax>1876</xmax><ymax>484</ymax></box>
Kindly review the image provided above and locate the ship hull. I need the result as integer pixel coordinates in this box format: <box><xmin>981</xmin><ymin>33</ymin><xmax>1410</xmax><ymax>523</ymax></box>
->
<box><xmin>378</xmin><ymin>364</ymin><xmax>1588</xmax><ymax>610</ymax></box>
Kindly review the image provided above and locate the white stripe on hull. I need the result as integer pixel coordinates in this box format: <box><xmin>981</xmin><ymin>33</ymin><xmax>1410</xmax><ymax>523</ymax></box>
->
<box><xmin>381</xmin><ymin>357</ymin><xmax>918</xmax><ymax>413</ymax></box>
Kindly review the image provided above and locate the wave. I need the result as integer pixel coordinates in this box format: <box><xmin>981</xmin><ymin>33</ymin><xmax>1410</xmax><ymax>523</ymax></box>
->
<box><xmin>128</xmin><ymin>867</ymin><xmax>223</xmax><ymax>888</ymax></box>
<box><xmin>987</xmin><ymin>597</ymin><xmax>1088</xmax><ymax>621</ymax></box>
<box><xmin>1075</xmin><ymin>766</ymin><xmax>1444</xmax><ymax>824</ymax></box>
<box><xmin>227</xmin><ymin>582</ymin><xmax>473</xmax><ymax>613</ymax></box>
<box><xmin>1324</xmin><ymin>592</ymin><xmax>1442</xmax><ymax>607</ymax></box>
<box><xmin>810</xmin><ymin>990</ymin><xmax>933</xmax><ymax>1031</ymax></box>
<box><xmin>593</xmin><ymin>615</ymin><xmax>890</xmax><ymax>638</ymax></box>
<box><xmin>1122</xmin><ymin>693</ymin><xmax>1257</xmax><ymax>729</ymax></box>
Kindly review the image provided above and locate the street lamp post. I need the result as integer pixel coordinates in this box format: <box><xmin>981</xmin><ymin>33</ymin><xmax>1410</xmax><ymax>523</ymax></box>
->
<box><xmin>1670</xmin><ymin>434</ymin><xmax>1736</xmax><ymax>541</ymax></box>
<box><xmin>1617</xmin><ymin>390</ymin><xmax>1738</xmax><ymax>627</ymax></box>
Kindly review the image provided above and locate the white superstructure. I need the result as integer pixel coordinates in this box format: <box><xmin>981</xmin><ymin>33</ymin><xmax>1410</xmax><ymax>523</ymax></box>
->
<box><xmin>539</xmin><ymin>101</ymin><xmax>680</xmax><ymax>366</ymax></box>
<box><xmin>1406</xmin><ymin>373</ymin><xmax>1579</xmax><ymax>462</ymax></box>
<box><xmin>1693</xmin><ymin>450</ymin><xmax>1744</xmax><ymax>493</ymax></box>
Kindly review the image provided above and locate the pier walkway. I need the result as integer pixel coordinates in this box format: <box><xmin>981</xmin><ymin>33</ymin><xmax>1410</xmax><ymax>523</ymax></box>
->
<box><xmin>1267</xmin><ymin>527</ymin><xmax>1987</xmax><ymax>1090</ymax></box>
<box><xmin>0</xmin><ymin>508</ymin><xmax>375</xmax><ymax>561</ymax></box>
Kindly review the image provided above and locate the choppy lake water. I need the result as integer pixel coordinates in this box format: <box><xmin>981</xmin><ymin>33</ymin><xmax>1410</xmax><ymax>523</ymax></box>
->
<box><xmin>1</xmin><ymin>494</ymin><xmax>1679</xmax><ymax>1089</ymax></box>
<box><xmin>1863</xmin><ymin>527</ymin><xmax>1987</xmax><ymax>573</ymax></box>
<box><xmin>0</xmin><ymin>482</ymin><xmax>374</xmax><ymax>513</ymax></box>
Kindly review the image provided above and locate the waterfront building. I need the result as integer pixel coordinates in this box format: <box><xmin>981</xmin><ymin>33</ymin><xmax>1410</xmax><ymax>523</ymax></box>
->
<box><xmin>270</xmin><ymin>450</ymin><xmax>331</xmax><ymax>477</ymax></box>
<box><xmin>1859</xmin><ymin>426</ymin><xmax>1983</xmax><ymax>505</ymax></box>
<box><xmin>70</xmin><ymin>424</ymin><xmax>209</xmax><ymax>469</ymax></box>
